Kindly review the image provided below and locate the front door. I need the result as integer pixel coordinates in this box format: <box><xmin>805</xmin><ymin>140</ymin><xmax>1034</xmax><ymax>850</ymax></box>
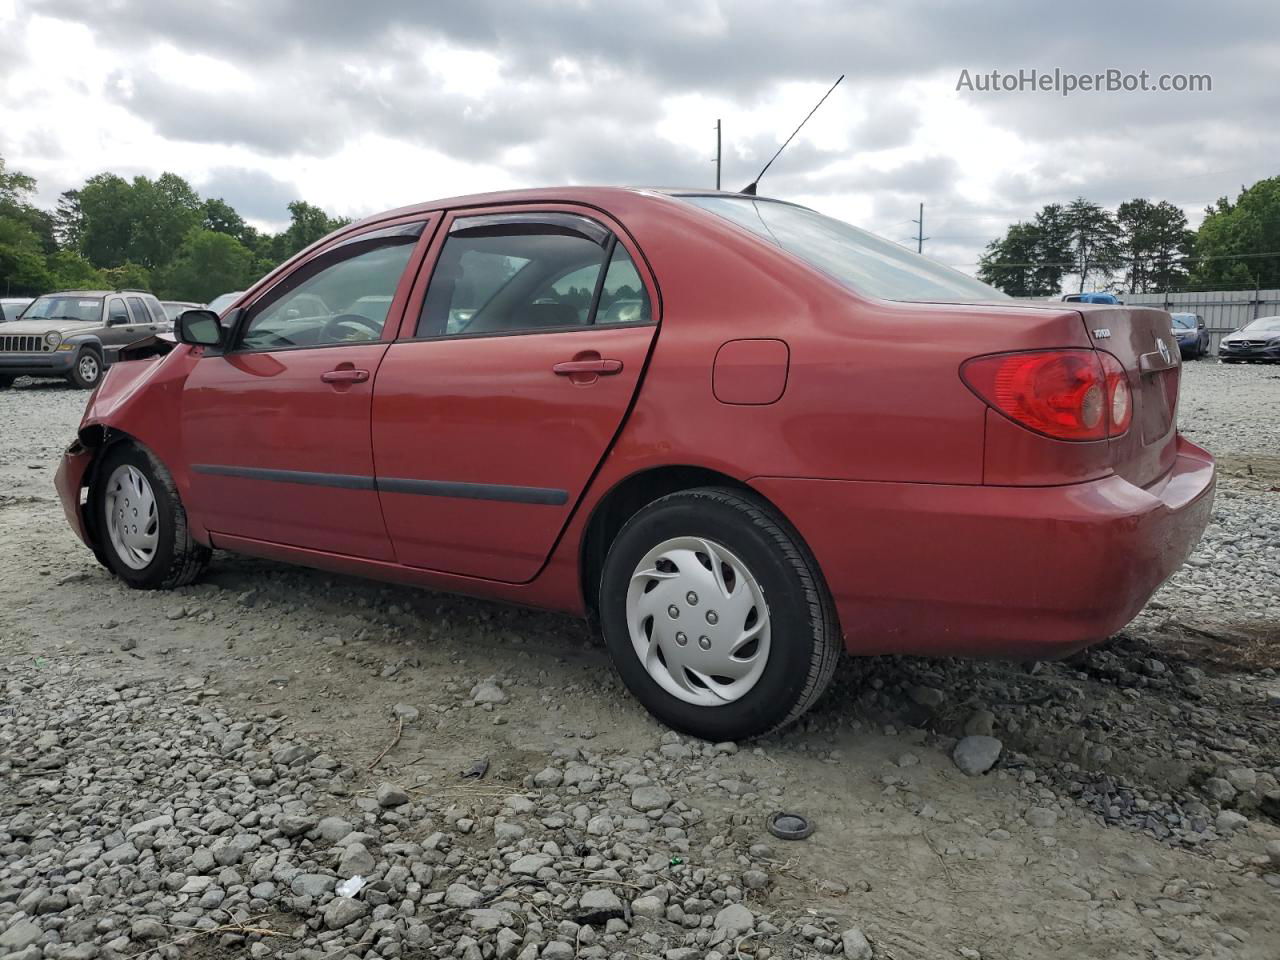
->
<box><xmin>182</xmin><ymin>220</ymin><xmax>432</xmax><ymax>560</ymax></box>
<box><xmin>372</xmin><ymin>209</ymin><xmax>659</xmax><ymax>582</ymax></box>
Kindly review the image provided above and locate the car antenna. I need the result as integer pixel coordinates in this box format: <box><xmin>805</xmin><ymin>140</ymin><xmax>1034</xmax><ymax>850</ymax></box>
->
<box><xmin>740</xmin><ymin>74</ymin><xmax>844</xmax><ymax>196</ymax></box>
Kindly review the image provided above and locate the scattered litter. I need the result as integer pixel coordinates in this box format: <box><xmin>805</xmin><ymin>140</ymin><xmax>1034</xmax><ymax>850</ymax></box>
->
<box><xmin>767</xmin><ymin>811</ymin><xmax>815</xmax><ymax>840</ymax></box>
<box><xmin>462</xmin><ymin>757</ymin><xmax>490</xmax><ymax>780</ymax></box>
<box><xmin>335</xmin><ymin>876</ymin><xmax>365</xmax><ymax>898</ymax></box>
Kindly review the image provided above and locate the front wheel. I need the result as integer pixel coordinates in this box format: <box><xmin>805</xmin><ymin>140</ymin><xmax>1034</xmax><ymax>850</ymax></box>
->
<box><xmin>599</xmin><ymin>487</ymin><xmax>840</xmax><ymax>741</ymax></box>
<box><xmin>92</xmin><ymin>443</ymin><xmax>210</xmax><ymax>589</ymax></box>
<box><xmin>70</xmin><ymin>349</ymin><xmax>103</xmax><ymax>389</ymax></box>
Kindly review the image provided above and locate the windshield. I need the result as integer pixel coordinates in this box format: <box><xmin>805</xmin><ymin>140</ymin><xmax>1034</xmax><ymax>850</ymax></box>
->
<box><xmin>207</xmin><ymin>292</ymin><xmax>244</xmax><ymax>314</ymax></box>
<box><xmin>1171</xmin><ymin>314</ymin><xmax>1196</xmax><ymax>329</ymax></box>
<box><xmin>679</xmin><ymin>195</ymin><xmax>1008</xmax><ymax>303</ymax></box>
<box><xmin>1242</xmin><ymin>316</ymin><xmax>1280</xmax><ymax>333</ymax></box>
<box><xmin>21</xmin><ymin>295</ymin><xmax>103</xmax><ymax>322</ymax></box>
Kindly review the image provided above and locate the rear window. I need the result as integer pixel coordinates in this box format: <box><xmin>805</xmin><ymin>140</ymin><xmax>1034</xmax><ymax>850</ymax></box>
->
<box><xmin>679</xmin><ymin>195</ymin><xmax>1007</xmax><ymax>303</ymax></box>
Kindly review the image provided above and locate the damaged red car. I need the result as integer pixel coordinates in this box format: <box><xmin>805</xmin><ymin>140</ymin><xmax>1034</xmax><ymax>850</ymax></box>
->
<box><xmin>55</xmin><ymin>187</ymin><xmax>1215</xmax><ymax>740</ymax></box>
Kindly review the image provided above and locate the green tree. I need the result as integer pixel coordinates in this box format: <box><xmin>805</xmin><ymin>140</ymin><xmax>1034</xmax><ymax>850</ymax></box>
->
<box><xmin>976</xmin><ymin>203</ymin><xmax>1076</xmax><ymax>296</ymax></box>
<box><xmin>1190</xmin><ymin>176</ymin><xmax>1280</xmax><ymax>290</ymax></box>
<box><xmin>1116</xmin><ymin>198</ymin><xmax>1191</xmax><ymax>293</ymax></box>
<box><xmin>278</xmin><ymin>201</ymin><xmax>350</xmax><ymax>260</ymax></box>
<box><xmin>77</xmin><ymin>173</ymin><xmax>135</xmax><ymax>268</ymax></box>
<box><xmin>155</xmin><ymin>229</ymin><xmax>254</xmax><ymax>302</ymax></box>
<box><xmin>76</xmin><ymin>171</ymin><xmax>202</xmax><ymax>269</ymax></box>
<box><xmin>127</xmin><ymin>172</ymin><xmax>202</xmax><ymax>268</ymax></box>
<box><xmin>103</xmin><ymin>262</ymin><xmax>153</xmax><ymax>292</ymax></box>
<box><xmin>203</xmin><ymin>197</ymin><xmax>248</xmax><ymax>239</ymax></box>
<box><xmin>977</xmin><ymin>222</ymin><xmax>1045</xmax><ymax>296</ymax></box>
<box><xmin>0</xmin><ymin>217</ymin><xmax>51</xmax><ymax>295</ymax></box>
<box><xmin>54</xmin><ymin>189</ymin><xmax>85</xmax><ymax>250</ymax></box>
<box><xmin>46</xmin><ymin>250</ymin><xmax>106</xmax><ymax>290</ymax></box>
<box><xmin>1064</xmin><ymin>198</ymin><xmax>1123</xmax><ymax>293</ymax></box>
<box><xmin>0</xmin><ymin>156</ymin><xmax>54</xmax><ymax>294</ymax></box>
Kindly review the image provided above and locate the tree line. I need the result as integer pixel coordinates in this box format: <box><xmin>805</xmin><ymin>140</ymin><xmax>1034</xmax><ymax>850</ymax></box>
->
<box><xmin>0</xmin><ymin>153</ymin><xmax>349</xmax><ymax>302</ymax></box>
<box><xmin>976</xmin><ymin>175</ymin><xmax>1280</xmax><ymax>297</ymax></box>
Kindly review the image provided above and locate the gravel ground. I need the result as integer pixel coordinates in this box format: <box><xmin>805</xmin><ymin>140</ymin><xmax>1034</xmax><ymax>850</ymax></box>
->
<box><xmin>2</xmin><ymin>361</ymin><xmax>1279</xmax><ymax>960</ymax></box>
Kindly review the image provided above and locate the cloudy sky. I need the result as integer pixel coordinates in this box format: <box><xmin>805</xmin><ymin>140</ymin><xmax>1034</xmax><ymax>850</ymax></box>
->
<box><xmin>3</xmin><ymin>0</ymin><xmax>1278</xmax><ymax>276</ymax></box>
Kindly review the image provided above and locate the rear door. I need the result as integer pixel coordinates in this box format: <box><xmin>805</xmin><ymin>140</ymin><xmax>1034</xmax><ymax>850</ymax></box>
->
<box><xmin>372</xmin><ymin>207</ymin><xmax>659</xmax><ymax>582</ymax></box>
<box><xmin>182</xmin><ymin>219</ymin><xmax>434</xmax><ymax>559</ymax></box>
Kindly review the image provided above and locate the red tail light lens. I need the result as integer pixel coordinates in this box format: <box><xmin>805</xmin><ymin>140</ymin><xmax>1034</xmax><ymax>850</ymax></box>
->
<box><xmin>962</xmin><ymin>349</ymin><xmax>1128</xmax><ymax>441</ymax></box>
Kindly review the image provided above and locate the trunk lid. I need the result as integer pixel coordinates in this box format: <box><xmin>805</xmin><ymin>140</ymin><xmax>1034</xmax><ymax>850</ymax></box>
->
<box><xmin>1075</xmin><ymin>304</ymin><xmax>1181</xmax><ymax>487</ymax></box>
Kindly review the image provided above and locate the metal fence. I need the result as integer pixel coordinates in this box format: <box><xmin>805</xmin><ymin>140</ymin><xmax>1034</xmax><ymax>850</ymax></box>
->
<box><xmin>1019</xmin><ymin>289</ymin><xmax>1280</xmax><ymax>354</ymax></box>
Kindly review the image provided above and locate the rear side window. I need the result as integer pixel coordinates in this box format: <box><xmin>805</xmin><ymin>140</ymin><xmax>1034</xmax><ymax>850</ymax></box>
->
<box><xmin>596</xmin><ymin>245</ymin><xmax>651</xmax><ymax>325</ymax></box>
<box><xmin>417</xmin><ymin>215</ymin><xmax>613</xmax><ymax>338</ymax></box>
<box><xmin>680</xmin><ymin>195</ymin><xmax>1007</xmax><ymax>303</ymax></box>
<box><xmin>125</xmin><ymin>297</ymin><xmax>149</xmax><ymax>324</ymax></box>
<box><xmin>143</xmin><ymin>296</ymin><xmax>168</xmax><ymax>324</ymax></box>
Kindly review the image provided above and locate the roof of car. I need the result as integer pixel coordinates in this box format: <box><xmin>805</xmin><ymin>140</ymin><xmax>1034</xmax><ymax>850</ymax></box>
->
<box><xmin>348</xmin><ymin>186</ymin><xmax>777</xmax><ymax>229</ymax></box>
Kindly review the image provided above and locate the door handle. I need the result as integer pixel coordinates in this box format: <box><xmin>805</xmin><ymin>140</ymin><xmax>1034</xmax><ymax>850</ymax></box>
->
<box><xmin>321</xmin><ymin>368</ymin><xmax>370</xmax><ymax>384</ymax></box>
<box><xmin>552</xmin><ymin>359</ymin><xmax>623</xmax><ymax>376</ymax></box>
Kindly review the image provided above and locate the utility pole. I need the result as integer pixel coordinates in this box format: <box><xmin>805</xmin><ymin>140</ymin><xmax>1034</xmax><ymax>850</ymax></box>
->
<box><xmin>714</xmin><ymin>119</ymin><xmax>722</xmax><ymax>190</ymax></box>
<box><xmin>912</xmin><ymin>202</ymin><xmax>929</xmax><ymax>253</ymax></box>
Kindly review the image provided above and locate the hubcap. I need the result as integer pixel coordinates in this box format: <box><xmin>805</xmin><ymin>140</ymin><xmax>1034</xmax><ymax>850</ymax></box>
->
<box><xmin>625</xmin><ymin>536</ymin><xmax>771</xmax><ymax>706</ymax></box>
<box><xmin>78</xmin><ymin>354</ymin><xmax>99</xmax><ymax>382</ymax></box>
<box><xmin>104</xmin><ymin>465</ymin><xmax>159</xmax><ymax>570</ymax></box>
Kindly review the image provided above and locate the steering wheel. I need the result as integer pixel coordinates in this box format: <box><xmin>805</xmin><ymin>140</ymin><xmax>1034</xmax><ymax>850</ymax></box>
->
<box><xmin>322</xmin><ymin>313</ymin><xmax>383</xmax><ymax>342</ymax></box>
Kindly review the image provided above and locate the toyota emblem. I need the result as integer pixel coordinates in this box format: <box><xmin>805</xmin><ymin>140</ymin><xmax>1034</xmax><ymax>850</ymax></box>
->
<box><xmin>1157</xmin><ymin>337</ymin><xmax>1171</xmax><ymax>364</ymax></box>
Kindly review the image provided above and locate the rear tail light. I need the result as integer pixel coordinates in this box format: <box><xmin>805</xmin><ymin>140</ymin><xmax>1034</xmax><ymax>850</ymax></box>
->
<box><xmin>961</xmin><ymin>349</ymin><xmax>1130</xmax><ymax>441</ymax></box>
<box><xmin>1099</xmin><ymin>351</ymin><xmax>1132</xmax><ymax>435</ymax></box>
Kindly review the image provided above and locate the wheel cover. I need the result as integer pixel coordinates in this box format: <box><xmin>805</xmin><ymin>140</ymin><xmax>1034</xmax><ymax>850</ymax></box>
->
<box><xmin>625</xmin><ymin>536</ymin><xmax>771</xmax><ymax>706</ymax></box>
<box><xmin>104</xmin><ymin>464</ymin><xmax>159</xmax><ymax>570</ymax></box>
<box><xmin>78</xmin><ymin>353</ymin><xmax>99</xmax><ymax>382</ymax></box>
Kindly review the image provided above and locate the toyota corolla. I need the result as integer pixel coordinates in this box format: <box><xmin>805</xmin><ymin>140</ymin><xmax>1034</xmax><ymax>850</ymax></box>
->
<box><xmin>54</xmin><ymin>187</ymin><xmax>1215</xmax><ymax>741</ymax></box>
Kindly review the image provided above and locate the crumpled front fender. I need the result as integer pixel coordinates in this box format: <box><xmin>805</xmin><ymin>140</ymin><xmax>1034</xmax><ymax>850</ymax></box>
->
<box><xmin>62</xmin><ymin>345</ymin><xmax>209</xmax><ymax>549</ymax></box>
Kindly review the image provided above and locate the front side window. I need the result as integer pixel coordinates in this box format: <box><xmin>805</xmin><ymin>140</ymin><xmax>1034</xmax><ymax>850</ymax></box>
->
<box><xmin>240</xmin><ymin>232</ymin><xmax>420</xmax><ymax>351</ymax></box>
<box><xmin>418</xmin><ymin>217</ymin><xmax>611</xmax><ymax>338</ymax></box>
<box><xmin>106</xmin><ymin>298</ymin><xmax>128</xmax><ymax>324</ymax></box>
<box><xmin>680</xmin><ymin>195</ymin><xmax>1008</xmax><ymax>303</ymax></box>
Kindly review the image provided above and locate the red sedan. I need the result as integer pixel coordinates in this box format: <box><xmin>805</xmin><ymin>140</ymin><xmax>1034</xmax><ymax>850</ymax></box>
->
<box><xmin>54</xmin><ymin>187</ymin><xmax>1214</xmax><ymax>740</ymax></box>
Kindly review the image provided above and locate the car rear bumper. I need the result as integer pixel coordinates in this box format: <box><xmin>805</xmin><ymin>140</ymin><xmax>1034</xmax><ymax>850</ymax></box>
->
<box><xmin>0</xmin><ymin>352</ymin><xmax>75</xmax><ymax>377</ymax></box>
<box><xmin>750</xmin><ymin>435</ymin><xmax>1215</xmax><ymax>658</ymax></box>
<box><xmin>55</xmin><ymin>440</ymin><xmax>96</xmax><ymax>549</ymax></box>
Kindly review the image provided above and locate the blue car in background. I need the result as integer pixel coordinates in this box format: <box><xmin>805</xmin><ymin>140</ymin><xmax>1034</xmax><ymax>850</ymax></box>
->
<box><xmin>1063</xmin><ymin>292</ymin><xmax>1123</xmax><ymax>304</ymax></box>
<box><xmin>1171</xmin><ymin>312</ymin><xmax>1209</xmax><ymax>359</ymax></box>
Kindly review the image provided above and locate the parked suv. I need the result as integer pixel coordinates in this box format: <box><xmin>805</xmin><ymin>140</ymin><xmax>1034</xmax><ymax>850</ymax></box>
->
<box><xmin>0</xmin><ymin>289</ymin><xmax>169</xmax><ymax>389</ymax></box>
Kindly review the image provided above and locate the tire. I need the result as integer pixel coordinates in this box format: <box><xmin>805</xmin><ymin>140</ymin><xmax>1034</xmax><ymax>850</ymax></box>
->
<box><xmin>598</xmin><ymin>486</ymin><xmax>840</xmax><ymax>741</ymax></box>
<box><xmin>0</xmin><ymin>375</ymin><xmax>13</xmax><ymax>390</ymax></box>
<box><xmin>69</xmin><ymin>348</ymin><xmax>103</xmax><ymax>389</ymax></box>
<box><xmin>91</xmin><ymin>442</ymin><xmax>210</xmax><ymax>589</ymax></box>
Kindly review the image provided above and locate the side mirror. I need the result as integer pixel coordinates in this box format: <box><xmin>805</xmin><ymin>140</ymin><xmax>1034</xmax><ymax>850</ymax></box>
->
<box><xmin>108</xmin><ymin>313</ymin><xmax>130</xmax><ymax>326</ymax></box>
<box><xmin>176</xmin><ymin>309</ymin><xmax>224</xmax><ymax>347</ymax></box>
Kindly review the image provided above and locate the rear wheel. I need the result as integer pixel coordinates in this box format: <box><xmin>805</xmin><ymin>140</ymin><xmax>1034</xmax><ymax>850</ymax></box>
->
<box><xmin>599</xmin><ymin>487</ymin><xmax>840</xmax><ymax>741</ymax></box>
<box><xmin>69</xmin><ymin>348</ymin><xmax>103</xmax><ymax>389</ymax></box>
<box><xmin>92</xmin><ymin>443</ymin><xmax>210</xmax><ymax>589</ymax></box>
